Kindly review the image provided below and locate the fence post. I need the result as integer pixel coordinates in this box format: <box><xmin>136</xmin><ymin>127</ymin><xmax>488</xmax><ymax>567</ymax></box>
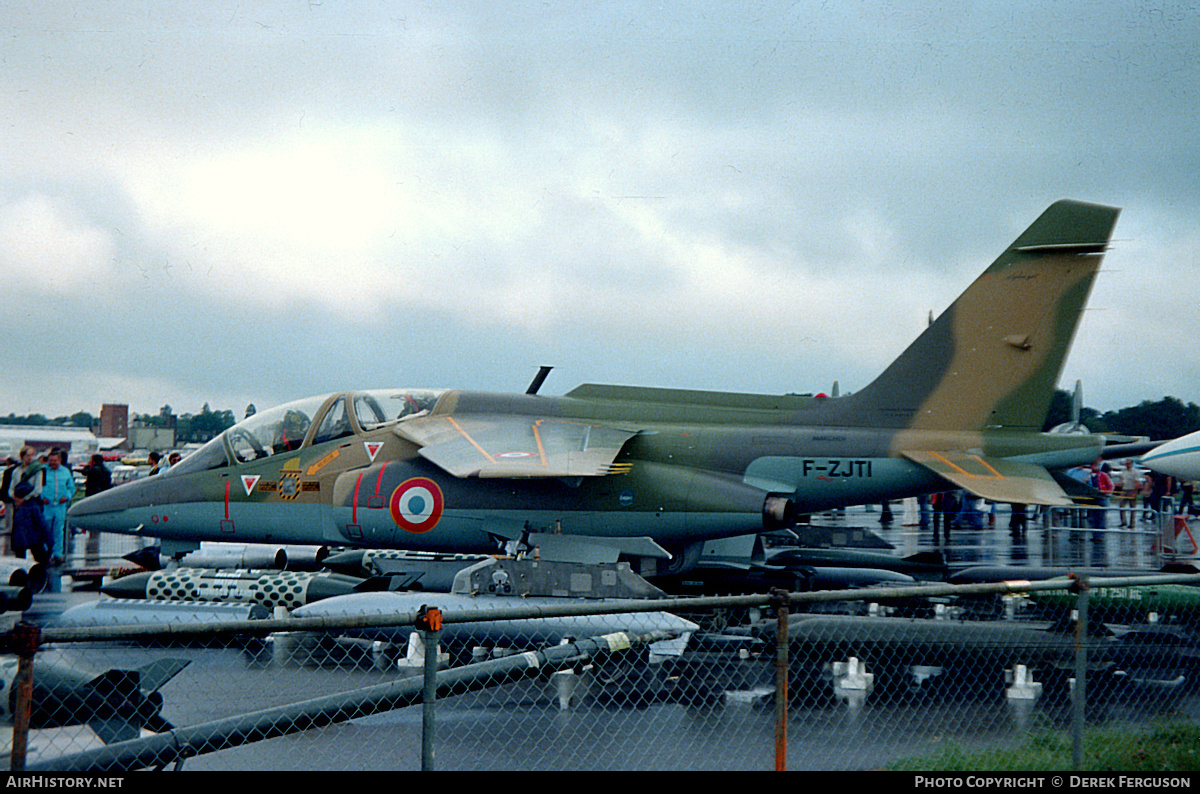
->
<box><xmin>416</xmin><ymin>605</ymin><xmax>442</xmax><ymax>772</ymax></box>
<box><xmin>9</xmin><ymin>621</ymin><xmax>40</xmax><ymax>772</ymax></box>
<box><xmin>770</xmin><ymin>588</ymin><xmax>789</xmax><ymax>771</ymax></box>
<box><xmin>1070</xmin><ymin>575</ymin><xmax>1089</xmax><ymax>770</ymax></box>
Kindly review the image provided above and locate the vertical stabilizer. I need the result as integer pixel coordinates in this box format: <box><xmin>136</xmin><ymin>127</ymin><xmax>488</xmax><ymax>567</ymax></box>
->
<box><xmin>831</xmin><ymin>200</ymin><xmax>1119</xmax><ymax>430</ymax></box>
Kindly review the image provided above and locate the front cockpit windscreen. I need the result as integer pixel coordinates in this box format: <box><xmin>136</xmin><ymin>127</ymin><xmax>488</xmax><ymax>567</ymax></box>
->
<box><xmin>226</xmin><ymin>394</ymin><xmax>332</xmax><ymax>464</ymax></box>
<box><xmin>167</xmin><ymin>433</ymin><xmax>230</xmax><ymax>475</ymax></box>
<box><xmin>353</xmin><ymin>389</ymin><xmax>444</xmax><ymax>429</ymax></box>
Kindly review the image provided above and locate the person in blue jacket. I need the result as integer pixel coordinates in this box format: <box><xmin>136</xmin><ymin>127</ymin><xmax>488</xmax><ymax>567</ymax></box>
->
<box><xmin>41</xmin><ymin>448</ymin><xmax>75</xmax><ymax>566</ymax></box>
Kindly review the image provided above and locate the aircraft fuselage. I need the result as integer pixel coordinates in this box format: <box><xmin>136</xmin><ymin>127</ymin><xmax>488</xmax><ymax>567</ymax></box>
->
<box><xmin>69</xmin><ymin>388</ymin><xmax>1104</xmax><ymax>555</ymax></box>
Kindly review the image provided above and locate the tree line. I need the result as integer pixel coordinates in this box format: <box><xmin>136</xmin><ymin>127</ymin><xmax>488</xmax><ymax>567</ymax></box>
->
<box><xmin>0</xmin><ymin>403</ymin><xmax>239</xmax><ymax>444</ymax></box>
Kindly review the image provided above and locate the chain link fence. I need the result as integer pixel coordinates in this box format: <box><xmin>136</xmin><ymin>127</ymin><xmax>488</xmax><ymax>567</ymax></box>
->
<box><xmin>4</xmin><ymin>570</ymin><xmax>1199</xmax><ymax>772</ymax></box>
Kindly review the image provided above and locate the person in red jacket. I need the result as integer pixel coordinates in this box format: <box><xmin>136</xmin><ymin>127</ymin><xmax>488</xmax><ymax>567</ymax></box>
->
<box><xmin>1089</xmin><ymin>460</ymin><xmax>1114</xmax><ymax>529</ymax></box>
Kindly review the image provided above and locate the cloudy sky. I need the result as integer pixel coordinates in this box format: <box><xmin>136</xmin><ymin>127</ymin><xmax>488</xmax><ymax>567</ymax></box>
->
<box><xmin>2</xmin><ymin>2</ymin><xmax>1197</xmax><ymax>422</ymax></box>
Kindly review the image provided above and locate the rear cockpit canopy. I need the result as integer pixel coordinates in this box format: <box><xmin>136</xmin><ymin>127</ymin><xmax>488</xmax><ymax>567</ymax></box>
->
<box><xmin>170</xmin><ymin>389</ymin><xmax>444</xmax><ymax>474</ymax></box>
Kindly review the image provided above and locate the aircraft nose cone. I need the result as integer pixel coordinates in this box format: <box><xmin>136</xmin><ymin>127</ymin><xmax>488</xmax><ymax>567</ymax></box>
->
<box><xmin>69</xmin><ymin>481</ymin><xmax>146</xmax><ymax>519</ymax></box>
<box><xmin>1141</xmin><ymin>431</ymin><xmax>1200</xmax><ymax>482</ymax></box>
<box><xmin>68</xmin><ymin>474</ymin><xmax>203</xmax><ymax>532</ymax></box>
<box><xmin>100</xmin><ymin>571</ymin><xmax>153</xmax><ymax>599</ymax></box>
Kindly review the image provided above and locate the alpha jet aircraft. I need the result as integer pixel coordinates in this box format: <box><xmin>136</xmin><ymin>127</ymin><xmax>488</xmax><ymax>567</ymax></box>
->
<box><xmin>71</xmin><ymin>200</ymin><xmax>1138</xmax><ymax>570</ymax></box>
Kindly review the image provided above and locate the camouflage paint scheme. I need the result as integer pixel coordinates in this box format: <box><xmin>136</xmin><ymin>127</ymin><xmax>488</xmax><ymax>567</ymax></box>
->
<box><xmin>69</xmin><ymin>200</ymin><xmax>1137</xmax><ymax>568</ymax></box>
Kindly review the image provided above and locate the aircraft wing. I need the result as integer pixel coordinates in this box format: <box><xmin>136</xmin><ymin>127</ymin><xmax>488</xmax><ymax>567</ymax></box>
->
<box><xmin>902</xmin><ymin>450</ymin><xmax>1074</xmax><ymax>506</ymax></box>
<box><xmin>394</xmin><ymin>415</ymin><xmax>639</xmax><ymax>478</ymax></box>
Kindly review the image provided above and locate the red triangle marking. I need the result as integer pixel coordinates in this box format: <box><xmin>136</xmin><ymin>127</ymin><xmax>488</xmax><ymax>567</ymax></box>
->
<box><xmin>365</xmin><ymin>442</ymin><xmax>384</xmax><ymax>463</ymax></box>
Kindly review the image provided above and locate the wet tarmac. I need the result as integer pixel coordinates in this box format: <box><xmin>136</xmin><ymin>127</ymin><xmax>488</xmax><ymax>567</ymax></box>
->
<box><xmin>859</xmin><ymin>502</ymin><xmax>1172</xmax><ymax>571</ymax></box>
<box><xmin>11</xmin><ymin>504</ymin><xmax>1199</xmax><ymax>771</ymax></box>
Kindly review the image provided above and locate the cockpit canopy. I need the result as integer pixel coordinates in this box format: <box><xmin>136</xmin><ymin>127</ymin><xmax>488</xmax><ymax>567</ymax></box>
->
<box><xmin>170</xmin><ymin>389</ymin><xmax>445</xmax><ymax>474</ymax></box>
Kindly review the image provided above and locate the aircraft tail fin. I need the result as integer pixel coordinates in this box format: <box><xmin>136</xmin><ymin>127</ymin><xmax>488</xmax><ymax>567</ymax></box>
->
<box><xmin>134</xmin><ymin>658</ymin><xmax>191</xmax><ymax>693</ymax></box>
<box><xmin>86</xmin><ymin>658</ymin><xmax>190</xmax><ymax>743</ymax></box>
<box><xmin>829</xmin><ymin>200</ymin><xmax>1119</xmax><ymax>431</ymax></box>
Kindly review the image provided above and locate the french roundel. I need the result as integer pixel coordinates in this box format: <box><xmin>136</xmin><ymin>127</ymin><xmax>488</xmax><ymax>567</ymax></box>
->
<box><xmin>389</xmin><ymin>477</ymin><xmax>445</xmax><ymax>534</ymax></box>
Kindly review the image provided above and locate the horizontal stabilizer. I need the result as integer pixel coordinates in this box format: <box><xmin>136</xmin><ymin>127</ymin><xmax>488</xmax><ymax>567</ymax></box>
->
<box><xmin>904</xmin><ymin>450</ymin><xmax>1073</xmax><ymax>506</ymax></box>
<box><xmin>134</xmin><ymin>658</ymin><xmax>191</xmax><ymax>693</ymax></box>
<box><xmin>395</xmin><ymin>414</ymin><xmax>638</xmax><ymax>478</ymax></box>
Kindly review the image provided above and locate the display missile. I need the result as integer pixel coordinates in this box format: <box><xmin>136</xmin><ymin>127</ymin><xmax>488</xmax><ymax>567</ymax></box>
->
<box><xmin>1027</xmin><ymin>582</ymin><xmax>1200</xmax><ymax>624</ymax></box>
<box><xmin>804</xmin><ymin>566</ymin><xmax>917</xmax><ymax>589</ymax></box>
<box><xmin>122</xmin><ymin>542</ymin><xmax>330</xmax><ymax>571</ymax></box>
<box><xmin>123</xmin><ymin>544</ymin><xmax>292</xmax><ymax>572</ymax></box>
<box><xmin>0</xmin><ymin>557</ymin><xmax>46</xmax><ymax>593</ymax></box>
<box><xmin>101</xmin><ymin>568</ymin><xmax>377</xmax><ymax>610</ymax></box>
<box><xmin>277</xmin><ymin>544</ymin><xmax>332</xmax><ymax>571</ymax></box>
<box><xmin>0</xmin><ymin>585</ymin><xmax>31</xmax><ymax>613</ymax></box>
<box><xmin>753</xmin><ymin>612</ymin><xmax>1078</xmax><ymax>649</ymax></box>
<box><xmin>650</xmin><ymin>561</ymin><xmax>914</xmax><ymax>597</ymax></box>
<box><xmin>649</xmin><ymin>561</ymin><xmax>809</xmax><ymax>596</ymax></box>
<box><xmin>319</xmin><ymin>548</ymin><xmax>380</xmax><ymax>575</ymax></box>
<box><xmin>50</xmin><ymin>598</ymin><xmax>271</xmax><ymax>631</ymax></box>
<box><xmin>321</xmin><ymin>549</ymin><xmax>486</xmax><ymax>588</ymax></box>
<box><xmin>291</xmin><ymin>590</ymin><xmax>698</xmax><ymax>648</ymax></box>
<box><xmin>121</xmin><ymin>546</ymin><xmax>170</xmax><ymax>571</ymax></box>
<box><xmin>293</xmin><ymin>556</ymin><xmax>694</xmax><ymax>648</ymax></box>
<box><xmin>948</xmin><ymin>563</ymin><xmax>1200</xmax><ymax>585</ymax></box>
<box><xmin>179</xmin><ymin>544</ymin><xmax>287</xmax><ymax>570</ymax></box>
<box><xmin>0</xmin><ymin>655</ymin><xmax>189</xmax><ymax>744</ymax></box>
<box><xmin>766</xmin><ymin>548</ymin><xmax>948</xmax><ymax>580</ymax></box>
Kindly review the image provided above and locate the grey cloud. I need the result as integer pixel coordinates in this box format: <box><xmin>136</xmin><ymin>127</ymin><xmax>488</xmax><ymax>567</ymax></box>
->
<box><xmin>2</xmin><ymin>1</ymin><xmax>1198</xmax><ymax>417</ymax></box>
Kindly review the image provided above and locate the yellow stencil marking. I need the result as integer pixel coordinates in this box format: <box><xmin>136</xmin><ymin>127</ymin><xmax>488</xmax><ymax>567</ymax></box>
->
<box><xmin>306</xmin><ymin>448</ymin><xmax>341</xmax><ymax>476</ymax></box>
<box><xmin>446</xmin><ymin>416</ymin><xmax>496</xmax><ymax>463</ymax></box>
<box><xmin>925</xmin><ymin>451</ymin><xmax>1003</xmax><ymax>479</ymax></box>
<box><xmin>531</xmin><ymin>420</ymin><xmax>550</xmax><ymax>466</ymax></box>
